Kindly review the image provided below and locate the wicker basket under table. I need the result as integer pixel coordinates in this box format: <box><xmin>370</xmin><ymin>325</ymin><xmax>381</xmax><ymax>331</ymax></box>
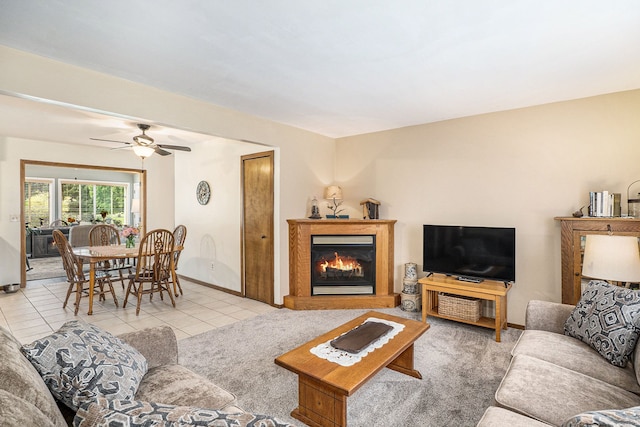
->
<box><xmin>438</xmin><ymin>292</ymin><xmax>481</xmax><ymax>322</ymax></box>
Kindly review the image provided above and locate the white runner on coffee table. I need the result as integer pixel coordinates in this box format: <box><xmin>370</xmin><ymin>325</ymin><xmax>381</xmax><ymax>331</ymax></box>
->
<box><xmin>310</xmin><ymin>317</ymin><xmax>405</xmax><ymax>367</ymax></box>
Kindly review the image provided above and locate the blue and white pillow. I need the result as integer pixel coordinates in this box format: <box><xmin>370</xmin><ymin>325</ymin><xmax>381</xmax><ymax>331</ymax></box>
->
<box><xmin>21</xmin><ymin>320</ymin><xmax>148</xmax><ymax>411</ymax></box>
<box><xmin>74</xmin><ymin>398</ymin><xmax>294</xmax><ymax>427</ymax></box>
<box><xmin>564</xmin><ymin>280</ymin><xmax>640</xmax><ymax>367</ymax></box>
<box><xmin>563</xmin><ymin>405</ymin><xmax>640</xmax><ymax>426</ymax></box>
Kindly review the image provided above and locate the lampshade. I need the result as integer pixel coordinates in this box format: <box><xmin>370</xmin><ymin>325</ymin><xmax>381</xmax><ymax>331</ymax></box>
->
<box><xmin>131</xmin><ymin>198</ymin><xmax>140</xmax><ymax>214</ymax></box>
<box><xmin>582</xmin><ymin>234</ymin><xmax>640</xmax><ymax>282</ymax></box>
<box><xmin>132</xmin><ymin>145</ymin><xmax>155</xmax><ymax>159</ymax></box>
<box><xmin>324</xmin><ymin>185</ymin><xmax>343</xmax><ymax>200</ymax></box>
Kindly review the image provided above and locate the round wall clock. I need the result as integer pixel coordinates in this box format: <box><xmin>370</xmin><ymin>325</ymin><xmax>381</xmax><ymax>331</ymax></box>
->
<box><xmin>196</xmin><ymin>180</ymin><xmax>211</xmax><ymax>205</ymax></box>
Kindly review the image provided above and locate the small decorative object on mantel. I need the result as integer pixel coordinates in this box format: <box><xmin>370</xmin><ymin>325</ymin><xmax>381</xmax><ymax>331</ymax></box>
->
<box><xmin>309</xmin><ymin>196</ymin><xmax>321</xmax><ymax>219</ymax></box>
<box><xmin>324</xmin><ymin>185</ymin><xmax>348</xmax><ymax>218</ymax></box>
<box><xmin>360</xmin><ymin>198</ymin><xmax>380</xmax><ymax>219</ymax></box>
<box><xmin>572</xmin><ymin>206</ymin><xmax>585</xmax><ymax>218</ymax></box>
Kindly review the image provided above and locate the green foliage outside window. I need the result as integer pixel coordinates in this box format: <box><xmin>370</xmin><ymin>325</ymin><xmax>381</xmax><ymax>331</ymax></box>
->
<box><xmin>25</xmin><ymin>179</ymin><xmax>129</xmax><ymax>227</ymax></box>
<box><xmin>24</xmin><ymin>178</ymin><xmax>128</xmax><ymax>227</ymax></box>
<box><xmin>61</xmin><ymin>182</ymin><xmax>126</xmax><ymax>225</ymax></box>
<box><xmin>24</xmin><ymin>181</ymin><xmax>51</xmax><ymax>226</ymax></box>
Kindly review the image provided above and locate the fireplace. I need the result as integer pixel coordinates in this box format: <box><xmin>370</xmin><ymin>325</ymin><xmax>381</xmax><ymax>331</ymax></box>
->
<box><xmin>286</xmin><ymin>219</ymin><xmax>399</xmax><ymax>310</ymax></box>
<box><xmin>311</xmin><ymin>235</ymin><xmax>376</xmax><ymax>295</ymax></box>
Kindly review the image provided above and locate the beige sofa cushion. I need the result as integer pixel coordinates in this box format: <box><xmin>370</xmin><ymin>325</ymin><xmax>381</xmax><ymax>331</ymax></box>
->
<box><xmin>477</xmin><ymin>406</ymin><xmax>549</xmax><ymax>427</ymax></box>
<box><xmin>0</xmin><ymin>327</ymin><xmax>67</xmax><ymax>426</ymax></box>
<box><xmin>135</xmin><ymin>364</ymin><xmax>236</xmax><ymax>410</ymax></box>
<box><xmin>495</xmin><ymin>355</ymin><xmax>640</xmax><ymax>426</ymax></box>
<box><xmin>512</xmin><ymin>329</ymin><xmax>640</xmax><ymax>393</ymax></box>
<box><xmin>0</xmin><ymin>389</ymin><xmax>63</xmax><ymax>427</ymax></box>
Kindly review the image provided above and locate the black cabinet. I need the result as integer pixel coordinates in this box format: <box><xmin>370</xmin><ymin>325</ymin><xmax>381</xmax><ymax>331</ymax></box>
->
<box><xmin>30</xmin><ymin>227</ymin><xmax>69</xmax><ymax>258</ymax></box>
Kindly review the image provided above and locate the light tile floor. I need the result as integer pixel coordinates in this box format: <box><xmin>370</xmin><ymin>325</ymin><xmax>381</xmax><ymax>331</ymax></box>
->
<box><xmin>0</xmin><ymin>278</ymin><xmax>278</xmax><ymax>344</ymax></box>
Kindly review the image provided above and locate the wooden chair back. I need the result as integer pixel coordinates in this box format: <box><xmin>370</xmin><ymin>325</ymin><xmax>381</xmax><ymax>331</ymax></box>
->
<box><xmin>89</xmin><ymin>224</ymin><xmax>121</xmax><ymax>246</ymax></box>
<box><xmin>172</xmin><ymin>224</ymin><xmax>187</xmax><ymax>269</ymax></box>
<box><xmin>53</xmin><ymin>229</ymin><xmax>85</xmax><ymax>282</ymax></box>
<box><xmin>134</xmin><ymin>229</ymin><xmax>175</xmax><ymax>281</ymax></box>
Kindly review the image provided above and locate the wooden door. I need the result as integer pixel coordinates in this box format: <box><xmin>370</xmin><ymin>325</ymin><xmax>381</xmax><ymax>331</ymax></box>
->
<box><xmin>242</xmin><ymin>151</ymin><xmax>274</xmax><ymax>304</ymax></box>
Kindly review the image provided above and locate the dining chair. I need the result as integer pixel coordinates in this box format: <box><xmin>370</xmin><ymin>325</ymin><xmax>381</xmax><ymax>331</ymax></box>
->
<box><xmin>68</xmin><ymin>224</ymin><xmax>94</xmax><ymax>247</ymax></box>
<box><xmin>171</xmin><ymin>224</ymin><xmax>187</xmax><ymax>297</ymax></box>
<box><xmin>49</xmin><ymin>219</ymin><xmax>68</xmax><ymax>228</ymax></box>
<box><xmin>53</xmin><ymin>229</ymin><xmax>118</xmax><ymax>315</ymax></box>
<box><xmin>123</xmin><ymin>229</ymin><xmax>176</xmax><ymax>315</ymax></box>
<box><xmin>89</xmin><ymin>224</ymin><xmax>133</xmax><ymax>289</ymax></box>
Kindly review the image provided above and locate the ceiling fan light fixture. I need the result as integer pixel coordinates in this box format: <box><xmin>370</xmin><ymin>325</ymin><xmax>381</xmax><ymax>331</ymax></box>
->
<box><xmin>132</xmin><ymin>145</ymin><xmax>155</xmax><ymax>159</ymax></box>
<box><xmin>133</xmin><ymin>133</ymin><xmax>154</xmax><ymax>145</ymax></box>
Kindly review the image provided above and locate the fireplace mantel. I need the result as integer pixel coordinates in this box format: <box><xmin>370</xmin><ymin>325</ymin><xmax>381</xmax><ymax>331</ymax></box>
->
<box><xmin>285</xmin><ymin>219</ymin><xmax>400</xmax><ymax>310</ymax></box>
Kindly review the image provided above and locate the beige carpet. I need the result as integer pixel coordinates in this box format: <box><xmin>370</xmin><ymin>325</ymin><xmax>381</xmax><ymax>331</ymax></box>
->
<box><xmin>179</xmin><ymin>307</ymin><xmax>522</xmax><ymax>426</ymax></box>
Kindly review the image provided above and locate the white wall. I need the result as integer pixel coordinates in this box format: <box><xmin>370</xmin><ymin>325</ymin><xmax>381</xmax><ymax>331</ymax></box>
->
<box><xmin>173</xmin><ymin>139</ymin><xmax>268</xmax><ymax>293</ymax></box>
<box><xmin>0</xmin><ymin>137</ymin><xmax>176</xmax><ymax>284</ymax></box>
<box><xmin>335</xmin><ymin>89</ymin><xmax>640</xmax><ymax>325</ymax></box>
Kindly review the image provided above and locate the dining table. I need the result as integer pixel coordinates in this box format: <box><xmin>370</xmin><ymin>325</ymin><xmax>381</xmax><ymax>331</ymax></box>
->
<box><xmin>72</xmin><ymin>244</ymin><xmax>181</xmax><ymax>315</ymax></box>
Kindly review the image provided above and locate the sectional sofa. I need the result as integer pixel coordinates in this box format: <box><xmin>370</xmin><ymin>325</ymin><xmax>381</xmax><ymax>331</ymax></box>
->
<box><xmin>478</xmin><ymin>281</ymin><xmax>640</xmax><ymax>426</ymax></box>
<box><xmin>0</xmin><ymin>321</ymin><xmax>291</xmax><ymax>426</ymax></box>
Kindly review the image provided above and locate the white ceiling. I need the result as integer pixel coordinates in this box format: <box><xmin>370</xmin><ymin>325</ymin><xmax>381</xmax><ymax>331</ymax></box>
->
<box><xmin>0</xmin><ymin>0</ymin><xmax>639</xmax><ymax>141</ymax></box>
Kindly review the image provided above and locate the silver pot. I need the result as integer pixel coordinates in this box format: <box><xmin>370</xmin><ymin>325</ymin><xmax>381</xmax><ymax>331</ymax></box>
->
<box><xmin>3</xmin><ymin>283</ymin><xmax>20</xmax><ymax>293</ymax></box>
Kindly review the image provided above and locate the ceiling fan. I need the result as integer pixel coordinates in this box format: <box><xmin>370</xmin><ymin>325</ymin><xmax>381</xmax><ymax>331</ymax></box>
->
<box><xmin>90</xmin><ymin>124</ymin><xmax>192</xmax><ymax>157</ymax></box>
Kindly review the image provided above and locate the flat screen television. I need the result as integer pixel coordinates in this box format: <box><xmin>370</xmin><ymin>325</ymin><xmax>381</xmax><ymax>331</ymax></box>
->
<box><xmin>423</xmin><ymin>225</ymin><xmax>516</xmax><ymax>283</ymax></box>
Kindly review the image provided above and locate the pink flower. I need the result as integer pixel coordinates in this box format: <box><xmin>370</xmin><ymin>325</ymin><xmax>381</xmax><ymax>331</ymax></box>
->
<box><xmin>122</xmin><ymin>227</ymin><xmax>139</xmax><ymax>238</ymax></box>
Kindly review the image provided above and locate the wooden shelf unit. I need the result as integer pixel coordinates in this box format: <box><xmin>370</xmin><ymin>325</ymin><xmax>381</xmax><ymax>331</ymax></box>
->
<box><xmin>555</xmin><ymin>217</ymin><xmax>640</xmax><ymax>305</ymax></box>
<box><xmin>419</xmin><ymin>274</ymin><xmax>511</xmax><ymax>342</ymax></box>
<box><xmin>285</xmin><ymin>219</ymin><xmax>399</xmax><ymax>310</ymax></box>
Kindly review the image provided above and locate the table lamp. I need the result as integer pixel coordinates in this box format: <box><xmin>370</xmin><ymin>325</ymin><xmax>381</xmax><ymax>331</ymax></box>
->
<box><xmin>324</xmin><ymin>185</ymin><xmax>344</xmax><ymax>217</ymax></box>
<box><xmin>582</xmin><ymin>234</ymin><xmax>640</xmax><ymax>284</ymax></box>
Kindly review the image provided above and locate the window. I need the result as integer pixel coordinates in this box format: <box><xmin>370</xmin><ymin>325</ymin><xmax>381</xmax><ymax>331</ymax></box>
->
<box><xmin>60</xmin><ymin>180</ymin><xmax>129</xmax><ymax>226</ymax></box>
<box><xmin>24</xmin><ymin>178</ymin><xmax>54</xmax><ymax>227</ymax></box>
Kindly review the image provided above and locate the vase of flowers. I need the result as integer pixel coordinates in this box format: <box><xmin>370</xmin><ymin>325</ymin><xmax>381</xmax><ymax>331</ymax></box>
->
<box><xmin>122</xmin><ymin>227</ymin><xmax>140</xmax><ymax>248</ymax></box>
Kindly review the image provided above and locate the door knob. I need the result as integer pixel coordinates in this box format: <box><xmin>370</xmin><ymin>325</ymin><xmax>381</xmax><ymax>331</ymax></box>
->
<box><xmin>261</xmin><ymin>235</ymin><xmax>267</xmax><ymax>239</ymax></box>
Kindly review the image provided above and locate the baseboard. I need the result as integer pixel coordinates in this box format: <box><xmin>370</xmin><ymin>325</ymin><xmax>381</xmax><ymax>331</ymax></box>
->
<box><xmin>178</xmin><ymin>274</ymin><xmax>242</xmax><ymax>297</ymax></box>
<box><xmin>178</xmin><ymin>274</ymin><xmax>285</xmax><ymax>308</ymax></box>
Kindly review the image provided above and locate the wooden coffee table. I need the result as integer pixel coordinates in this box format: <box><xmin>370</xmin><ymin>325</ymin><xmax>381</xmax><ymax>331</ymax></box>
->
<box><xmin>274</xmin><ymin>311</ymin><xmax>429</xmax><ymax>427</ymax></box>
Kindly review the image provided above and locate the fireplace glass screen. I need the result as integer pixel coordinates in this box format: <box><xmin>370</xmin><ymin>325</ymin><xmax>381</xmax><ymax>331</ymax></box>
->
<box><xmin>311</xmin><ymin>235</ymin><xmax>376</xmax><ymax>295</ymax></box>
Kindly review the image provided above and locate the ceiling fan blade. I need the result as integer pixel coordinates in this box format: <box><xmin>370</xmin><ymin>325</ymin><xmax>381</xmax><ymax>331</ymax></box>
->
<box><xmin>154</xmin><ymin>146</ymin><xmax>172</xmax><ymax>156</ymax></box>
<box><xmin>90</xmin><ymin>137</ymin><xmax>131</xmax><ymax>145</ymax></box>
<box><xmin>109</xmin><ymin>145</ymin><xmax>132</xmax><ymax>151</ymax></box>
<box><xmin>157</xmin><ymin>144</ymin><xmax>191</xmax><ymax>152</ymax></box>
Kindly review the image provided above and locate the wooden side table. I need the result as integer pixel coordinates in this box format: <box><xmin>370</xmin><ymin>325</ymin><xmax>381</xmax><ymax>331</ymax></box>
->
<box><xmin>554</xmin><ymin>217</ymin><xmax>640</xmax><ymax>305</ymax></box>
<box><xmin>420</xmin><ymin>274</ymin><xmax>511</xmax><ymax>342</ymax></box>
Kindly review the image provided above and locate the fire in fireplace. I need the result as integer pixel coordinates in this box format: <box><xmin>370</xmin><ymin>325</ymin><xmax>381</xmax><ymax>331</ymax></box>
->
<box><xmin>319</xmin><ymin>252</ymin><xmax>364</xmax><ymax>279</ymax></box>
<box><xmin>311</xmin><ymin>235</ymin><xmax>376</xmax><ymax>295</ymax></box>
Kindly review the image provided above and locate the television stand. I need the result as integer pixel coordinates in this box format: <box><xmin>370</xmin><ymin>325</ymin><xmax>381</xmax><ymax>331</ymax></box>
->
<box><xmin>419</xmin><ymin>274</ymin><xmax>511</xmax><ymax>342</ymax></box>
<box><xmin>456</xmin><ymin>275</ymin><xmax>483</xmax><ymax>284</ymax></box>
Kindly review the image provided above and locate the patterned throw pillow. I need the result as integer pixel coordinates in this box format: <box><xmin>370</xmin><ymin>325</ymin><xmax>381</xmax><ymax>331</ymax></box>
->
<box><xmin>564</xmin><ymin>280</ymin><xmax>640</xmax><ymax>367</ymax></box>
<box><xmin>562</xmin><ymin>406</ymin><xmax>640</xmax><ymax>426</ymax></box>
<box><xmin>21</xmin><ymin>320</ymin><xmax>148</xmax><ymax>411</ymax></box>
<box><xmin>73</xmin><ymin>398</ymin><xmax>294</xmax><ymax>427</ymax></box>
